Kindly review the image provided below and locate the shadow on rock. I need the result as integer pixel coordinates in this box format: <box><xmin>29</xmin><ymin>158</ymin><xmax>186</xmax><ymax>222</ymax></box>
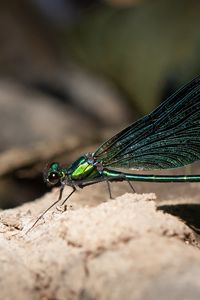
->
<box><xmin>158</xmin><ymin>203</ymin><xmax>200</xmax><ymax>234</ymax></box>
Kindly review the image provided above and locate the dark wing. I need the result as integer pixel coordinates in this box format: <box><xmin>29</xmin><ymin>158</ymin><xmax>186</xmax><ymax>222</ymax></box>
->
<box><xmin>94</xmin><ymin>75</ymin><xmax>200</xmax><ymax>170</ymax></box>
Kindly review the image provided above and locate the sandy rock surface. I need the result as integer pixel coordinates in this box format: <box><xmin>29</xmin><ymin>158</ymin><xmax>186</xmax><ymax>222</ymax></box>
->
<box><xmin>0</xmin><ymin>186</ymin><xmax>200</xmax><ymax>300</ymax></box>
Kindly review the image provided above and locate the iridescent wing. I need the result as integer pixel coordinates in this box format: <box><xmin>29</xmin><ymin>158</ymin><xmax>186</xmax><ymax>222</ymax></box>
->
<box><xmin>94</xmin><ymin>75</ymin><xmax>200</xmax><ymax>170</ymax></box>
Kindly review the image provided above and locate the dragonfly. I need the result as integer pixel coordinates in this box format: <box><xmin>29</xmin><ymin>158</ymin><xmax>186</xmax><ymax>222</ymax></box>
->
<box><xmin>26</xmin><ymin>75</ymin><xmax>200</xmax><ymax>233</ymax></box>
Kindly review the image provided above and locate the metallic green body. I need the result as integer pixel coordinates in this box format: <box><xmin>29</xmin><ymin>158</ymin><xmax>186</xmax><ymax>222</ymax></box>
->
<box><xmin>47</xmin><ymin>155</ymin><xmax>200</xmax><ymax>189</ymax></box>
<box><xmin>67</xmin><ymin>156</ymin><xmax>99</xmax><ymax>181</ymax></box>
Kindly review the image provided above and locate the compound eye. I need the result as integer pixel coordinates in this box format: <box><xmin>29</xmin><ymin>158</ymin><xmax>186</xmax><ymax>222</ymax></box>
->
<box><xmin>48</xmin><ymin>172</ymin><xmax>60</xmax><ymax>185</ymax></box>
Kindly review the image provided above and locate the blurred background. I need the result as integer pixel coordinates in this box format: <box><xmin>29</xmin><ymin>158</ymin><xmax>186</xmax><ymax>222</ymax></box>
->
<box><xmin>0</xmin><ymin>0</ymin><xmax>200</xmax><ymax>208</ymax></box>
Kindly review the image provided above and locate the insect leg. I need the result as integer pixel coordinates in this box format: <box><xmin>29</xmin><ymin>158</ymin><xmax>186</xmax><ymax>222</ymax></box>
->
<box><xmin>60</xmin><ymin>186</ymin><xmax>76</xmax><ymax>206</ymax></box>
<box><xmin>25</xmin><ymin>184</ymin><xmax>65</xmax><ymax>234</ymax></box>
<box><xmin>127</xmin><ymin>180</ymin><xmax>136</xmax><ymax>193</ymax></box>
<box><xmin>106</xmin><ymin>181</ymin><xmax>113</xmax><ymax>199</ymax></box>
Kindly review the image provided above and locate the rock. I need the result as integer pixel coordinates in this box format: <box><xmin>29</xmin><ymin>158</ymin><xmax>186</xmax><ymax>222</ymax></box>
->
<box><xmin>0</xmin><ymin>191</ymin><xmax>199</xmax><ymax>300</ymax></box>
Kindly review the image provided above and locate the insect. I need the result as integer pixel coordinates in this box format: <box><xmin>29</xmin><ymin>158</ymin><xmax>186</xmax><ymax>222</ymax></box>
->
<box><xmin>27</xmin><ymin>75</ymin><xmax>200</xmax><ymax>233</ymax></box>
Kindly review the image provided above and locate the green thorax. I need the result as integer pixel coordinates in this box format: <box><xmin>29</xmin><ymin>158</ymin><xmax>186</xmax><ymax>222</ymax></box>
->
<box><xmin>66</xmin><ymin>155</ymin><xmax>101</xmax><ymax>182</ymax></box>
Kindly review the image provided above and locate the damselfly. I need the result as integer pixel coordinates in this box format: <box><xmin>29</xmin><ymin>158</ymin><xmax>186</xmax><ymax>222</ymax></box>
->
<box><xmin>26</xmin><ymin>75</ymin><xmax>200</xmax><ymax>233</ymax></box>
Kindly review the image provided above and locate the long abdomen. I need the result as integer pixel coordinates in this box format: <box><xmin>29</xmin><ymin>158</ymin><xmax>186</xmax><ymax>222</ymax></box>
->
<box><xmin>103</xmin><ymin>169</ymin><xmax>200</xmax><ymax>182</ymax></box>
